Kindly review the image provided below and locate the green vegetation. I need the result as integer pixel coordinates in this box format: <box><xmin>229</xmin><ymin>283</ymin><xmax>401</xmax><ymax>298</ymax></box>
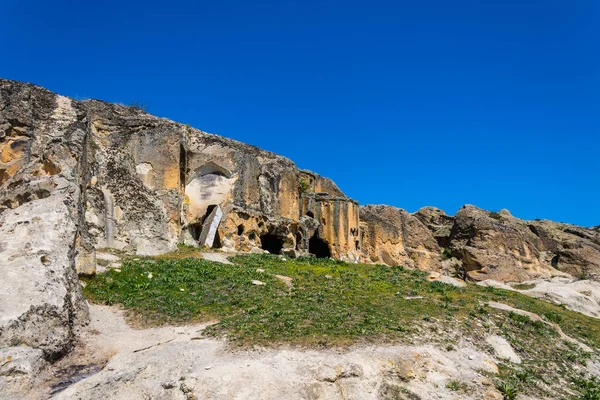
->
<box><xmin>496</xmin><ymin>379</ymin><xmax>518</xmax><ymax>400</ymax></box>
<box><xmin>446</xmin><ymin>380</ymin><xmax>468</xmax><ymax>392</ymax></box>
<box><xmin>488</xmin><ymin>211</ymin><xmax>503</xmax><ymax>220</ymax></box>
<box><xmin>440</xmin><ymin>247</ymin><xmax>453</xmax><ymax>261</ymax></box>
<box><xmin>83</xmin><ymin>253</ymin><xmax>600</xmax><ymax>398</ymax></box>
<box><xmin>573</xmin><ymin>376</ymin><xmax>600</xmax><ymax>400</ymax></box>
<box><xmin>299</xmin><ymin>178</ymin><xmax>310</xmax><ymax>193</ymax></box>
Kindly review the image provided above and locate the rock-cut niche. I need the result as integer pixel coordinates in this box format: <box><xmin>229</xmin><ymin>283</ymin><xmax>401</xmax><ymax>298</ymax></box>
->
<box><xmin>309</xmin><ymin>232</ymin><xmax>330</xmax><ymax>258</ymax></box>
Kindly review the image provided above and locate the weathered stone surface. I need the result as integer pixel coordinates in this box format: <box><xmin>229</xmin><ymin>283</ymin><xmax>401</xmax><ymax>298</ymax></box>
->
<box><xmin>50</xmin><ymin>305</ymin><xmax>504</xmax><ymax>400</ymax></box>
<box><xmin>414</xmin><ymin>206</ymin><xmax>455</xmax><ymax>248</ymax></box>
<box><xmin>359</xmin><ymin>205</ymin><xmax>441</xmax><ymax>270</ymax></box>
<box><xmin>197</xmin><ymin>205</ymin><xmax>223</xmax><ymax>248</ymax></box>
<box><xmin>526</xmin><ymin>219</ymin><xmax>600</xmax><ymax>278</ymax></box>
<box><xmin>76</xmin><ymin>93</ymin><xmax>361</xmax><ymax>260</ymax></box>
<box><xmin>449</xmin><ymin>205</ymin><xmax>600</xmax><ymax>282</ymax></box>
<box><xmin>449</xmin><ymin>205</ymin><xmax>548</xmax><ymax>281</ymax></box>
<box><xmin>485</xmin><ymin>335</ymin><xmax>521</xmax><ymax>364</ymax></box>
<box><xmin>0</xmin><ymin>80</ymin><xmax>89</xmax><ymax>366</ymax></box>
<box><xmin>0</xmin><ymin>347</ymin><xmax>45</xmax><ymax>398</ymax></box>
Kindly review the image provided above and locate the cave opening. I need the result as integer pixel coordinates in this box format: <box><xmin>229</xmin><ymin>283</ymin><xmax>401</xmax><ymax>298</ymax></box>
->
<box><xmin>213</xmin><ymin>230</ymin><xmax>222</xmax><ymax>248</ymax></box>
<box><xmin>237</xmin><ymin>224</ymin><xmax>245</xmax><ymax>235</ymax></box>
<box><xmin>309</xmin><ymin>232</ymin><xmax>331</xmax><ymax>258</ymax></box>
<box><xmin>295</xmin><ymin>233</ymin><xmax>303</xmax><ymax>250</ymax></box>
<box><xmin>306</xmin><ymin>211</ymin><xmax>314</xmax><ymax>218</ymax></box>
<box><xmin>189</xmin><ymin>223</ymin><xmax>202</xmax><ymax>241</ymax></box>
<box><xmin>260</xmin><ymin>234</ymin><xmax>284</xmax><ymax>255</ymax></box>
<box><xmin>551</xmin><ymin>254</ymin><xmax>560</xmax><ymax>269</ymax></box>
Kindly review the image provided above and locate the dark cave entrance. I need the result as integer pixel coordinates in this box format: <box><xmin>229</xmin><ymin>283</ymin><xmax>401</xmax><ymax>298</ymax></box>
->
<box><xmin>260</xmin><ymin>234</ymin><xmax>284</xmax><ymax>255</ymax></box>
<box><xmin>189</xmin><ymin>223</ymin><xmax>202</xmax><ymax>241</ymax></box>
<box><xmin>309</xmin><ymin>232</ymin><xmax>331</xmax><ymax>258</ymax></box>
<box><xmin>188</xmin><ymin>204</ymin><xmax>222</xmax><ymax>248</ymax></box>
<box><xmin>306</xmin><ymin>211</ymin><xmax>315</xmax><ymax>218</ymax></box>
<box><xmin>295</xmin><ymin>232</ymin><xmax>303</xmax><ymax>250</ymax></box>
<box><xmin>212</xmin><ymin>231</ymin><xmax>222</xmax><ymax>248</ymax></box>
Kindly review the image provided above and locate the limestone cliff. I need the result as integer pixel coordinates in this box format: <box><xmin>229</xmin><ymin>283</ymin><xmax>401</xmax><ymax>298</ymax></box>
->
<box><xmin>0</xmin><ymin>77</ymin><xmax>361</xmax><ymax>277</ymax></box>
<box><xmin>2</xmin><ymin>78</ymin><xmax>600</xmax><ymax>394</ymax></box>
<box><xmin>81</xmin><ymin>98</ymin><xmax>360</xmax><ymax>264</ymax></box>
<box><xmin>359</xmin><ymin>205</ymin><xmax>442</xmax><ymax>271</ymax></box>
<box><xmin>361</xmin><ymin>204</ymin><xmax>600</xmax><ymax>281</ymax></box>
<box><xmin>0</xmin><ymin>79</ymin><xmax>89</xmax><ymax>366</ymax></box>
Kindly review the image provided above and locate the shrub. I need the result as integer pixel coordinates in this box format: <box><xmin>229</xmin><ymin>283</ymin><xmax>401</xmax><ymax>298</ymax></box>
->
<box><xmin>129</xmin><ymin>101</ymin><xmax>147</xmax><ymax>111</ymax></box>
<box><xmin>488</xmin><ymin>211</ymin><xmax>502</xmax><ymax>220</ymax></box>
<box><xmin>299</xmin><ymin>178</ymin><xmax>310</xmax><ymax>193</ymax></box>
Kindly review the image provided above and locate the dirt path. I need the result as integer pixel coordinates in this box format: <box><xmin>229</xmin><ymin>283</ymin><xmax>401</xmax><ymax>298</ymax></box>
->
<box><xmin>37</xmin><ymin>304</ymin><xmax>510</xmax><ymax>400</ymax></box>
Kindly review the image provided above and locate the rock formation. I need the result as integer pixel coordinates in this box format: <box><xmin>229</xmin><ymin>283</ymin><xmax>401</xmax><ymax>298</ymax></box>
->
<box><xmin>359</xmin><ymin>205</ymin><xmax>442</xmax><ymax>271</ymax></box>
<box><xmin>81</xmin><ymin>97</ymin><xmax>361</xmax><ymax>263</ymax></box>
<box><xmin>449</xmin><ymin>205</ymin><xmax>600</xmax><ymax>281</ymax></box>
<box><xmin>0</xmin><ymin>80</ymin><xmax>89</xmax><ymax>394</ymax></box>
<box><xmin>1</xmin><ymin>78</ymin><xmax>599</xmax><ymax>394</ymax></box>
<box><xmin>0</xmin><ymin>78</ymin><xmax>363</xmax><ymax>373</ymax></box>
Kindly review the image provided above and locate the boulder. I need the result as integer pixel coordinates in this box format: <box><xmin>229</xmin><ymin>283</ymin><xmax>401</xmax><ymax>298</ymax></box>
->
<box><xmin>198</xmin><ymin>205</ymin><xmax>223</xmax><ymax>248</ymax></box>
<box><xmin>0</xmin><ymin>347</ymin><xmax>46</xmax><ymax>399</ymax></box>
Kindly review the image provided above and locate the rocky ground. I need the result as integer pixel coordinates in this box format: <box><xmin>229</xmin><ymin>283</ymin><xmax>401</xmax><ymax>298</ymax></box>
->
<box><xmin>4</xmin><ymin>251</ymin><xmax>597</xmax><ymax>400</ymax></box>
<box><xmin>37</xmin><ymin>304</ymin><xmax>519</xmax><ymax>400</ymax></box>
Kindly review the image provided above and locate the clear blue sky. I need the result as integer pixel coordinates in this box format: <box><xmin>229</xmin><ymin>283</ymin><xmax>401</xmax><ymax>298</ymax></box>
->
<box><xmin>2</xmin><ymin>0</ymin><xmax>598</xmax><ymax>226</ymax></box>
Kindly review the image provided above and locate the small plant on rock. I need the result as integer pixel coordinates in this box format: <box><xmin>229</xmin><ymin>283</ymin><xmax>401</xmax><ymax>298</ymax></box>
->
<box><xmin>441</xmin><ymin>247</ymin><xmax>453</xmax><ymax>261</ymax></box>
<box><xmin>488</xmin><ymin>211</ymin><xmax>502</xmax><ymax>220</ymax></box>
<box><xmin>446</xmin><ymin>380</ymin><xmax>467</xmax><ymax>391</ymax></box>
<box><xmin>299</xmin><ymin>178</ymin><xmax>310</xmax><ymax>193</ymax></box>
<box><xmin>496</xmin><ymin>380</ymin><xmax>518</xmax><ymax>400</ymax></box>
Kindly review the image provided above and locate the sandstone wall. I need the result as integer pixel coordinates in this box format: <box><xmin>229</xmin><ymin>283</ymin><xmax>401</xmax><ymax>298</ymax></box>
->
<box><xmin>450</xmin><ymin>205</ymin><xmax>600</xmax><ymax>281</ymax></box>
<box><xmin>62</xmin><ymin>90</ymin><xmax>363</xmax><ymax>262</ymax></box>
<box><xmin>359</xmin><ymin>205</ymin><xmax>442</xmax><ymax>271</ymax></box>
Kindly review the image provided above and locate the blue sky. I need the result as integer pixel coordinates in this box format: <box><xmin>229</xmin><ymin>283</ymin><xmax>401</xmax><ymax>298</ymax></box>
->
<box><xmin>2</xmin><ymin>0</ymin><xmax>598</xmax><ymax>226</ymax></box>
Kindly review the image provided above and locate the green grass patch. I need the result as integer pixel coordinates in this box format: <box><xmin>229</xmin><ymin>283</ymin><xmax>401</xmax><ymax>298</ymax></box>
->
<box><xmin>83</xmin><ymin>254</ymin><xmax>600</xmax><ymax>351</ymax></box>
<box><xmin>82</xmin><ymin>254</ymin><xmax>600</xmax><ymax>397</ymax></box>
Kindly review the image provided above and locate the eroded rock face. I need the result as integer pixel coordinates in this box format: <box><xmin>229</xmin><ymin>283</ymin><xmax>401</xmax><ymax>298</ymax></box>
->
<box><xmin>359</xmin><ymin>205</ymin><xmax>441</xmax><ymax>271</ymax></box>
<box><xmin>449</xmin><ymin>205</ymin><xmax>600</xmax><ymax>281</ymax></box>
<box><xmin>1</xmin><ymin>78</ymin><xmax>362</xmax><ymax>270</ymax></box>
<box><xmin>526</xmin><ymin>219</ymin><xmax>600</xmax><ymax>278</ymax></box>
<box><xmin>0</xmin><ymin>80</ymin><xmax>89</xmax><ymax>367</ymax></box>
<box><xmin>414</xmin><ymin>206</ymin><xmax>455</xmax><ymax>248</ymax></box>
<box><xmin>359</xmin><ymin>204</ymin><xmax>599</xmax><ymax>283</ymax></box>
<box><xmin>0</xmin><ymin>78</ymin><xmax>365</xmax><ymax>391</ymax></box>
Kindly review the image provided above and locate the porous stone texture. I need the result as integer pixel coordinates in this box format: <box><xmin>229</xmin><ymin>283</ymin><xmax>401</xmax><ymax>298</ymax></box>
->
<box><xmin>49</xmin><ymin>305</ymin><xmax>505</xmax><ymax>400</ymax></box>
<box><xmin>76</xmin><ymin>92</ymin><xmax>362</xmax><ymax>261</ymax></box>
<box><xmin>0</xmin><ymin>347</ymin><xmax>46</xmax><ymax>399</ymax></box>
<box><xmin>414</xmin><ymin>206</ymin><xmax>455</xmax><ymax>248</ymax></box>
<box><xmin>449</xmin><ymin>205</ymin><xmax>600</xmax><ymax>281</ymax></box>
<box><xmin>359</xmin><ymin>203</ymin><xmax>599</xmax><ymax>283</ymax></box>
<box><xmin>359</xmin><ymin>205</ymin><xmax>442</xmax><ymax>270</ymax></box>
<box><xmin>0</xmin><ymin>78</ymin><xmax>362</xmax><ymax>386</ymax></box>
<box><xmin>0</xmin><ymin>79</ymin><xmax>90</xmax><ymax>393</ymax></box>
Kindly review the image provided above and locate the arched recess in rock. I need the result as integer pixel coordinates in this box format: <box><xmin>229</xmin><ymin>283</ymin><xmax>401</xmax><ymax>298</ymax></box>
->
<box><xmin>309</xmin><ymin>231</ymin><xmax>331</xmax><ymax>258</ymax></box>
<box><xmin>260</xmin><ymin>233</ymin><xmax>284</xmax><ymax>255</ymax></box>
